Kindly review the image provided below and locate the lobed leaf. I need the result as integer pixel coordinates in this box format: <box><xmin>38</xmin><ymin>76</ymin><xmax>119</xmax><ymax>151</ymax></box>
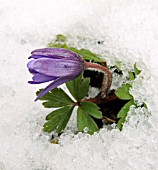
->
<box><xmin>43</xmin><ymin>106</ymin><xmax>74</xmax><ymax>133</ymax></box>
<box><xmin>78</xmin><ymin>78</ymin><xmax>90</xmax><ymax>100</ymax></box>
<box><xmin>115</xmin><ymin>83</ymin><xmax>133</xmax><ymax>100</ymax></box>
<box><xmin>66</xmin><ymin>74</ymin><xmax>81</xmax><ymax>100</ymax></box>
<box><xmin>79</xmin><ymin>102</ymin><xmax>102</xmax><ymax>119</ymax></box>
<box><xmin>117</xmin><ymin>99</ymin><xmax>135</xmax><ymax>130</ymax></box>
<box><xmin>77</xmin><ymin>106</ymin><xmax>99</xmax><ymax>135</ymax></box>
<box><xmin>66</xmin><ymin>74</ymin><xmax>90</xmax><ymax>101</ymax></box>
<box><xmin>36</xmin><ymin>88</ymin><xmax>74</xmax><ymax>108</ymax></box>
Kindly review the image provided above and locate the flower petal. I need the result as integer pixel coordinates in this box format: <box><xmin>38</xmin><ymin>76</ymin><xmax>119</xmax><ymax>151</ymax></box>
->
<box><xmin>28</xmin><ymin>81</ymin><xmax>41</xmax><ymax>84</ymax></box>
<box><xmin>28</xmin><ymin>55</ymin><xmax>63</xmax><ymax>60</ymax></box>
<box><xmin>35</xmin><ymin>75</ymin><xmax>78</xmax><ymax>101</ymax></box>
<box><xmin>31</xmin><ymin>58</ymin><xmax>84</xmax><ymax>77</ymax></box>
<box><xmin>28</xmin><ymin>73</ymin><xmax>57</xmax><ymax>84</ymax></box>
<box><xmin>28</xmin><ymin>69</ymin><xmax>38</xmax><ymax>74</ymax></box>
<box><xmin>31</xmin><ymin>48</ymin><xmax>83</xmax><ymax>61</ymax></box>
<box><xmin>27</xmin><ymin>60</ymin><xmax>36</xmax><ymax>70</ymax></box>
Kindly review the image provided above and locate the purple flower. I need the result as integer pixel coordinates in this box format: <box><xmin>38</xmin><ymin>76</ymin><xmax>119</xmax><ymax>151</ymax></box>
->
<box><xmin>27</xmin><ymin>48</ymin><xmax>84</xmax><ymax>101</ymax></box>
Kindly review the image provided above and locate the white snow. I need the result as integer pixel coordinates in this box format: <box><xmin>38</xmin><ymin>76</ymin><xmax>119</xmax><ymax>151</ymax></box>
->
<box><xmin>0</xmin><ymin>0</ymin><xmax>158</xmax><ymax>169</ymax></box>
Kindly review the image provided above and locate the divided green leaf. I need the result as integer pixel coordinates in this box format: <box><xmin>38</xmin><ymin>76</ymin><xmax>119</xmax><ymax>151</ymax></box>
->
<box><xmin>66</xmin><ymin>74</ymin><xmax>90</xmax><ymax>101</ymax></box>
<box><xmin>36</xmin><ymin>88</ymin><xmax>74</xmax><ymax>108</ymax></box>
<box><xmin>117</xmin><ymin>99</ymin><xmax>134</xmax><ymax>130</ymax></box>
<box><xmin>43</xmin><ymin>106</ymin><xmax>74</xmax><ymax>133</ymax></box>
<box><xmin>79</xmin><ymin>102</ymin><xmax>102</xmax><ymax>119</ymax></box>
<box><xmin>77</xmin><ymin>103</ymin><xmax>100</xmax><ymax>135</ymax></box>
<box><xmin>115</xmin><ymin>83</ymin><xmax>133</xmax><ymax>100</ymax></box>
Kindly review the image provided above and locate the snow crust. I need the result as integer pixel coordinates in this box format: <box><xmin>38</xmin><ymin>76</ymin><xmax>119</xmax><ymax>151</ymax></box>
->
<box><xmin>0</xmin><ymin>0</ymin><xmax>158</xmax><ymax>169</ymax></box>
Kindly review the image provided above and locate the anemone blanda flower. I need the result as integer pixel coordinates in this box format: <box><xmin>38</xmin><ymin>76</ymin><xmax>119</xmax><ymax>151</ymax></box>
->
<box><xmin>27</xmin><ymin>48</ymin><xmax>84</xmax><ymax>101</ymax></box>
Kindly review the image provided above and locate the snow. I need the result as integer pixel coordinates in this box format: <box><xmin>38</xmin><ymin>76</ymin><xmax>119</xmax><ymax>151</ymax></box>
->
<box><xmin>0</xmin><ymin>0</ymin><xmax>158</xmax><ymax>169</ymax></box>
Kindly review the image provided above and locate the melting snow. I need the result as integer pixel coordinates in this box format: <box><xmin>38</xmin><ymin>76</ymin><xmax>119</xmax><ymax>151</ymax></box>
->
<box><xmin>0</xmin><ymin>0</ymin><xmax>158</xmax><ymax>169</ymax></box>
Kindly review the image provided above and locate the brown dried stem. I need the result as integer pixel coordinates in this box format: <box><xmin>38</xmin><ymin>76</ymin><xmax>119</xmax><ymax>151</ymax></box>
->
<box><xmin>84</xmin><ymin>61</ymin><xmax>112</xmax><ymax>98</ymax></box>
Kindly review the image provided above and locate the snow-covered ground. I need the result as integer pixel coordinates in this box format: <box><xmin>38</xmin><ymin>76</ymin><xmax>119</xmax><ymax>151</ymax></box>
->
<box><xmin>0</xmin><ymin>0</ymin><xmax>158</xmax><ymax>169</ymax></box>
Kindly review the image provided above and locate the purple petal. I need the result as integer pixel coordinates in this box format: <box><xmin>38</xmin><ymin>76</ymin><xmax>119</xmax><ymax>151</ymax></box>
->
<box><xmin>29</xmin><ymin>58</ymin><xmax>84</xmax><ymax>77</ymax></box>
<box><xmin>35</xmin><ymin>75</ymin><xmax>78</xmax><ymax>101</ymax></box>
<box><xmin>28</xmin><ymin>81</ymin><xmax>42</xmax><ymax>84</ymax></box>
<box><xmin>29</xmin><ymin>55</ymin><xmax>63</xmax><ymax>60</ymax></box>
<box><xmin>33</xmin><ymin>73</ymin><xmax>57</xmax><ymax>82</ymax></box>
<box><xmin>31</xmin><ymin>48</ymin><xmax>83</xmax><ymax>61</ymax></box>
<box><xmin>27</xmin><ymin>60</ymin><xmax>36</xmax><ymax>70</ymax></box>
<box><xmin>28</xmin><ymin>69</ymin><xmax>38</xmax><ymax>74</ymax></box>
<box><xmin>28</xmin><ymin>73</ymin><xmax>58</xmax><ymax>84</ymax></box>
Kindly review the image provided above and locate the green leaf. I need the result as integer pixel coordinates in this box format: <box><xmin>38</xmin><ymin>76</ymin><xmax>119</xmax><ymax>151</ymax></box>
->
<box><xmin>66</xmin><ymin>74</ymin><xmax>90</xmax><ymax>101</ymax></box>
<box><xmin>115</xmin><ymin>83</ymin><xmax>133</xmax><ymax>100</ymax></box>
<box><xmin>134</xmin><ymin>63</ymin><xmax>141</xmax><ymax>76</ymax></box>
<box><xmin>78</xmin><ymin>77</ymin><xmax>90</xmax><ymax>100</ymax></box>
<box><xmin>79</xmin><ymin>102</ymin><xmax>102</xmax><ymax>119</ymax></box>
<box><xmin>43</xmin><ymin>106</ymin><xmax>74</xmax><ymax>133</ymax></box>
<box><xmin>128</xmin><ymin>71</ymin><xmax>135</xmax><ymax>80</ymax></box>
<box><xmin>55</xmin><ymin>34</ymin><xmax>67</xmax><ymax>42</ymax></box>
<box><xmin>36</xmin><ymin>88</ymin><xmax>74</xmax><ymax>108</ymax></box>
<box><xmin>117</xmin><ymin>99</ymin><xmax>134</xmax><ymax>130</ymax></box>
<box><xmin>115</xmin><ymin>61</ymin><xmax>122</xmax><ymax>70</ymax></box>
<box><xmin>143</xmin><ymin>102</ymin><xmax>148</xmax><ymax>109</ymax></box>
<box><xmin>48</xmin><ymin>34</ymin><xmax>67</xmax><ymax>46</ymax></box>
<box><xmin>128</xmin><ymin>64</ymin><xmax>141</xmax><ymax>80</ymax></box>
<box><xmin>77</xmin><ymin>105</ymin><xmax>99</xmax><ymax>135</ymax></box>
<box><xmin>48</xmin><ymin>43</ymin><xmax>68</xmax><ymax>48</ymax></box>
<box><xmin>66</xmin><ymin>74</ymin><xmax>81</xmax><ymax>100</ymax></box>
<box><xmin>75</xmin><ymin>48</ymin><xmax>105</xmax><ymax>62</ymax></box>
<box><xmin>117</xmin><ymin>116</ymin><xmax>126</xmax><ymax>131</ymax></box>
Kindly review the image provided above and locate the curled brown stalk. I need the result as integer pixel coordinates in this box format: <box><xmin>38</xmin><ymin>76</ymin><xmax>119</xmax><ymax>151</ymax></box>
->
<box><xmin>84</xmin><ymin>61</ymin><xmax>112</xmax><ymax>98</ymax></box>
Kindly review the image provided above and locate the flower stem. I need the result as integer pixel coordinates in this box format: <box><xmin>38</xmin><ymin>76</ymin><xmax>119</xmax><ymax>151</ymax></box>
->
<box><xmin>84</xmin><ymin>61</ymin><xmax>112</xmax><ymax>98</ymax></box>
